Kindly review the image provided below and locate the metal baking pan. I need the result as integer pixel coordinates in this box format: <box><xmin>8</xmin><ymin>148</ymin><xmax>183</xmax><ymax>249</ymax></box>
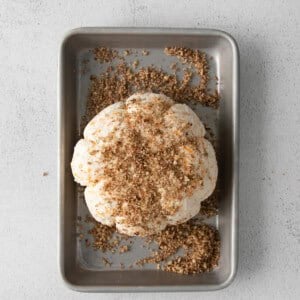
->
<box><xmin>58</xmin><ymin>27</ymin><xmax>239</xmax><ymax>292</ymax></box>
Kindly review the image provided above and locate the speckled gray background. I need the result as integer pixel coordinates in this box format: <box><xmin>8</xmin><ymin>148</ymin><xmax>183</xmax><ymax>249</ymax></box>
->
<box><xmin>0</xmin><ymin>0</ymin><xmax>299</xmax><ymax>299</ymax></box>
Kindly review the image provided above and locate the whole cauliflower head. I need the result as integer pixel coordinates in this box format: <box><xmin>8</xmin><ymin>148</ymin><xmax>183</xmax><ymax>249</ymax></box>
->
<box><xmin>71</xmin><ymin>93</ymin><xmax>217</xmax><ymax>236</ymax></box>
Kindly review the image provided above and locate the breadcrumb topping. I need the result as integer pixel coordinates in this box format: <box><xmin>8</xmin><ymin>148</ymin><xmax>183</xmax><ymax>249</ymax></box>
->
<box><xmin>92</xmin><ymin>96</ymin><xmax>207</xmax><ymax>235</ymax></box>
<box><xmin>87</xmin><ymin>47</ymin><xmax>219</xmax><ymax>120</ymax></box>
<box><xmin>134</xmin><ymin>221</ymin><xmax>219</xmax><ymax>274</ymax></box>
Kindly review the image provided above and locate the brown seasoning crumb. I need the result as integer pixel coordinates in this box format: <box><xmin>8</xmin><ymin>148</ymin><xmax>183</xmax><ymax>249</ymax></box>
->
<box><xmin>136</xmin><ymin>221</ymin><xmax>220</xmax><ymax>274</ymax></box>
<box><xmin>200</xmin><ymin>190</ymin><xmax>219</xmax><ymax>218</ymax></box>
<box><xmin>87</xmin><ymin>46</ymin><xmax>219</xmax><ymax>119</ymax></box>
<box><xmin>86</xmin><ymin>216</ymin><xmax>116</xmax><ymax>252</ymax></box>
<box><xmin>132</xmin><ymin>60</ymin><xmax>139</xmax><ymax>69</ymax></box>
<box><xmin>93</xmin><ymin>47</ymin><xmax>118</xmax><ymax>63</ymax></box>
<box><xmin>142</xmin><ymin>49</ymin><xmax>149</xmax><ymax>56</ymax></box>
<box><xmin>102</xmin><ymin>257</ymin><xmax>112</xmax><ymax>266</ymax></box>
<box><xmin>119</xmin><ymin>245</ymin><xmax>130</xmax><ymax>254</ymax></box>
<box><xmin>123</xmin><ymin>49</ymin><xmax>131</xmax><ymax>56</ymax></box>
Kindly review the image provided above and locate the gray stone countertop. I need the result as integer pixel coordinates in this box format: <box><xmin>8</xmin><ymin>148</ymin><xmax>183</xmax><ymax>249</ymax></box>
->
<box><xmin>0</xmin><ymin>0</ymin><xmax>299</xmax><ymax>299</ymax></box>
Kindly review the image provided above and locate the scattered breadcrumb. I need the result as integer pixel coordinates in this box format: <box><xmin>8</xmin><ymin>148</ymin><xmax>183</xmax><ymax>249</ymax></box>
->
<box><xmin>136</xmin><ymin>221</ymin><xmax>220</xmax><ymax>274</ymax></box>
<box><xmin>123</xmin><ymin>49</ymin><xmax>131</xmax><ymax>56</ymax></box>
<box><xmin>93</xmin><ymin>47</ymin><xmax>118</xmax><ymax>63</ymax></box>
<box><xmin>164</xmin><ymin>46</ymin><xmax>219</xmax><ymax>107</ymax></box>
<box><xmin>42</xmin><ymin>172</ymin><xmax>48</xmax><ymax>176</ymax></box>
<box><xmin>142</xmin><ymin>49</ymin><xmax>149</xmax><ymax>56</ymax></box>
<box><xmin>170</xmin><ymin>62</ymin><xmax>178</xmax><ymax>72</ymax></box>
<box><xmin>200</xmin><ymin>190</ymin><xmax>219</xmax><ymax>218</ymax></box>
<box><xmin>86</xmin><ymin>216</ymin><xmax>116</xmax><ymax>252</ymax></box>
<box><xmin>82</xmin><ymin>214</ymin><xmax>219</xmax><ymax>274</ymax></box>
<box><xmin>87</xmin><ymin>46</ymin><xmax>219</xmax><ymax>119</ymax></box>
<box><xmin>119</xmin><ymin>245</ymin><xmax>130</xmax><ymax>254</ymax></box>
<box><xmin>132</xmin><ymin>60</ymin><xmax>139</xmax><ymax>69</ymax></box>
<box><xmin>102</xmin><ymin>257</ymin><xmax>112</xmax><ymax>266</ymax></box>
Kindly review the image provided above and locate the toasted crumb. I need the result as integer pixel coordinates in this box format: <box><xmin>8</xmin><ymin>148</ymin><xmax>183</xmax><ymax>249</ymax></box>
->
<box><xmin>142</xmin><ymin>49</ymin><xmax>149</xmax><ymax>56</ymax></box>
<box><xmin>86</xmin><ymin>216</ymin><xmax>116</xmax><ymax>252</ymax></box>
<box><xmin>102</xmin><ymin>257</ymin><xmax>112</xmax><ymax>266</ymax></box>
<box><xmin>112</xmin><ymin>239</ymin><xmax>120</xmax><ymax>246</ymax></box>
<box><xmin>170</xmin><ymin>62</ymin><xmax>178</xmax><ymax>72</ymax></box>
<box><xmin>119</xmin><ymin>245</ymin><xmax>130</xmax><ymax>254</ymax></box>
<box><xmin>42</xmin><ymin>172</ymin><xmax>48</xmax><ymax>176</ymax></box>
<box><xmin>84</xmin><ymin>213</ymin><xmax>219</xmax><ymax>274</ymax></box>
<box><xmin>88</xmin><ymin>46</ymin><xmax>219</xmax><ymax>118</ymax></box>
<box><xmin>132</xmin><ymin>60</ymin><xmax>139</xmax><ymax>69</ymax></box>
<box><xmin>200</xmin><ymin>190</ymin><xmax>219</xmax><ymax>218</ymax></box>
<box><xmin>123</xmin><ymin>49</ymin><xmax>131</xmax><ymax>56</ymax></box>
<box><xmin>93</xmin><ymin>47</ymin><xmax>118</xmax><ymax>63</ymax></box>
<box><xmin>136</xmin><ymin>221</ymin><xmax>220</xmax><ymax>274</ymax></box>
<box><xmin>165</xmin><ymin>46</ymin><xmax>220</xmax><ymax>107</ymax></box>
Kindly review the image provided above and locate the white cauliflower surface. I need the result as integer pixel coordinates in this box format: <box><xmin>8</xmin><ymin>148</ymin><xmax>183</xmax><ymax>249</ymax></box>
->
<box><xmin>71</xmin><ymin>93</ymin><xmax>218</xmax><ymax>236</ymax></box>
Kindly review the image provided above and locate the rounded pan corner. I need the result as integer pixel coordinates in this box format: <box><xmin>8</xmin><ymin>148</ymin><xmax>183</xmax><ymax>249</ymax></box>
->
<box><xmin>59</xmin><ymin>28</ymin><xmax>87</xmax><ymax>57</ymax></box>
<box><xmin>216</xmin><ymin>262</ymin><xmax>238</xmax><ymax>291</ymax></box>
<box><xmin>213</xmin><ymin>29</ymin><xmax>239</xmax><ymax>59</ymax></box>
<box><xmin>59</xmin><ymin>264</ymin><xmax>82</xmax><ymax>292</ymax></box>
<box><xmin>61</xmin><ymin>28</ymin><xmax>84</xmax><ymax>45</ymax></box>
